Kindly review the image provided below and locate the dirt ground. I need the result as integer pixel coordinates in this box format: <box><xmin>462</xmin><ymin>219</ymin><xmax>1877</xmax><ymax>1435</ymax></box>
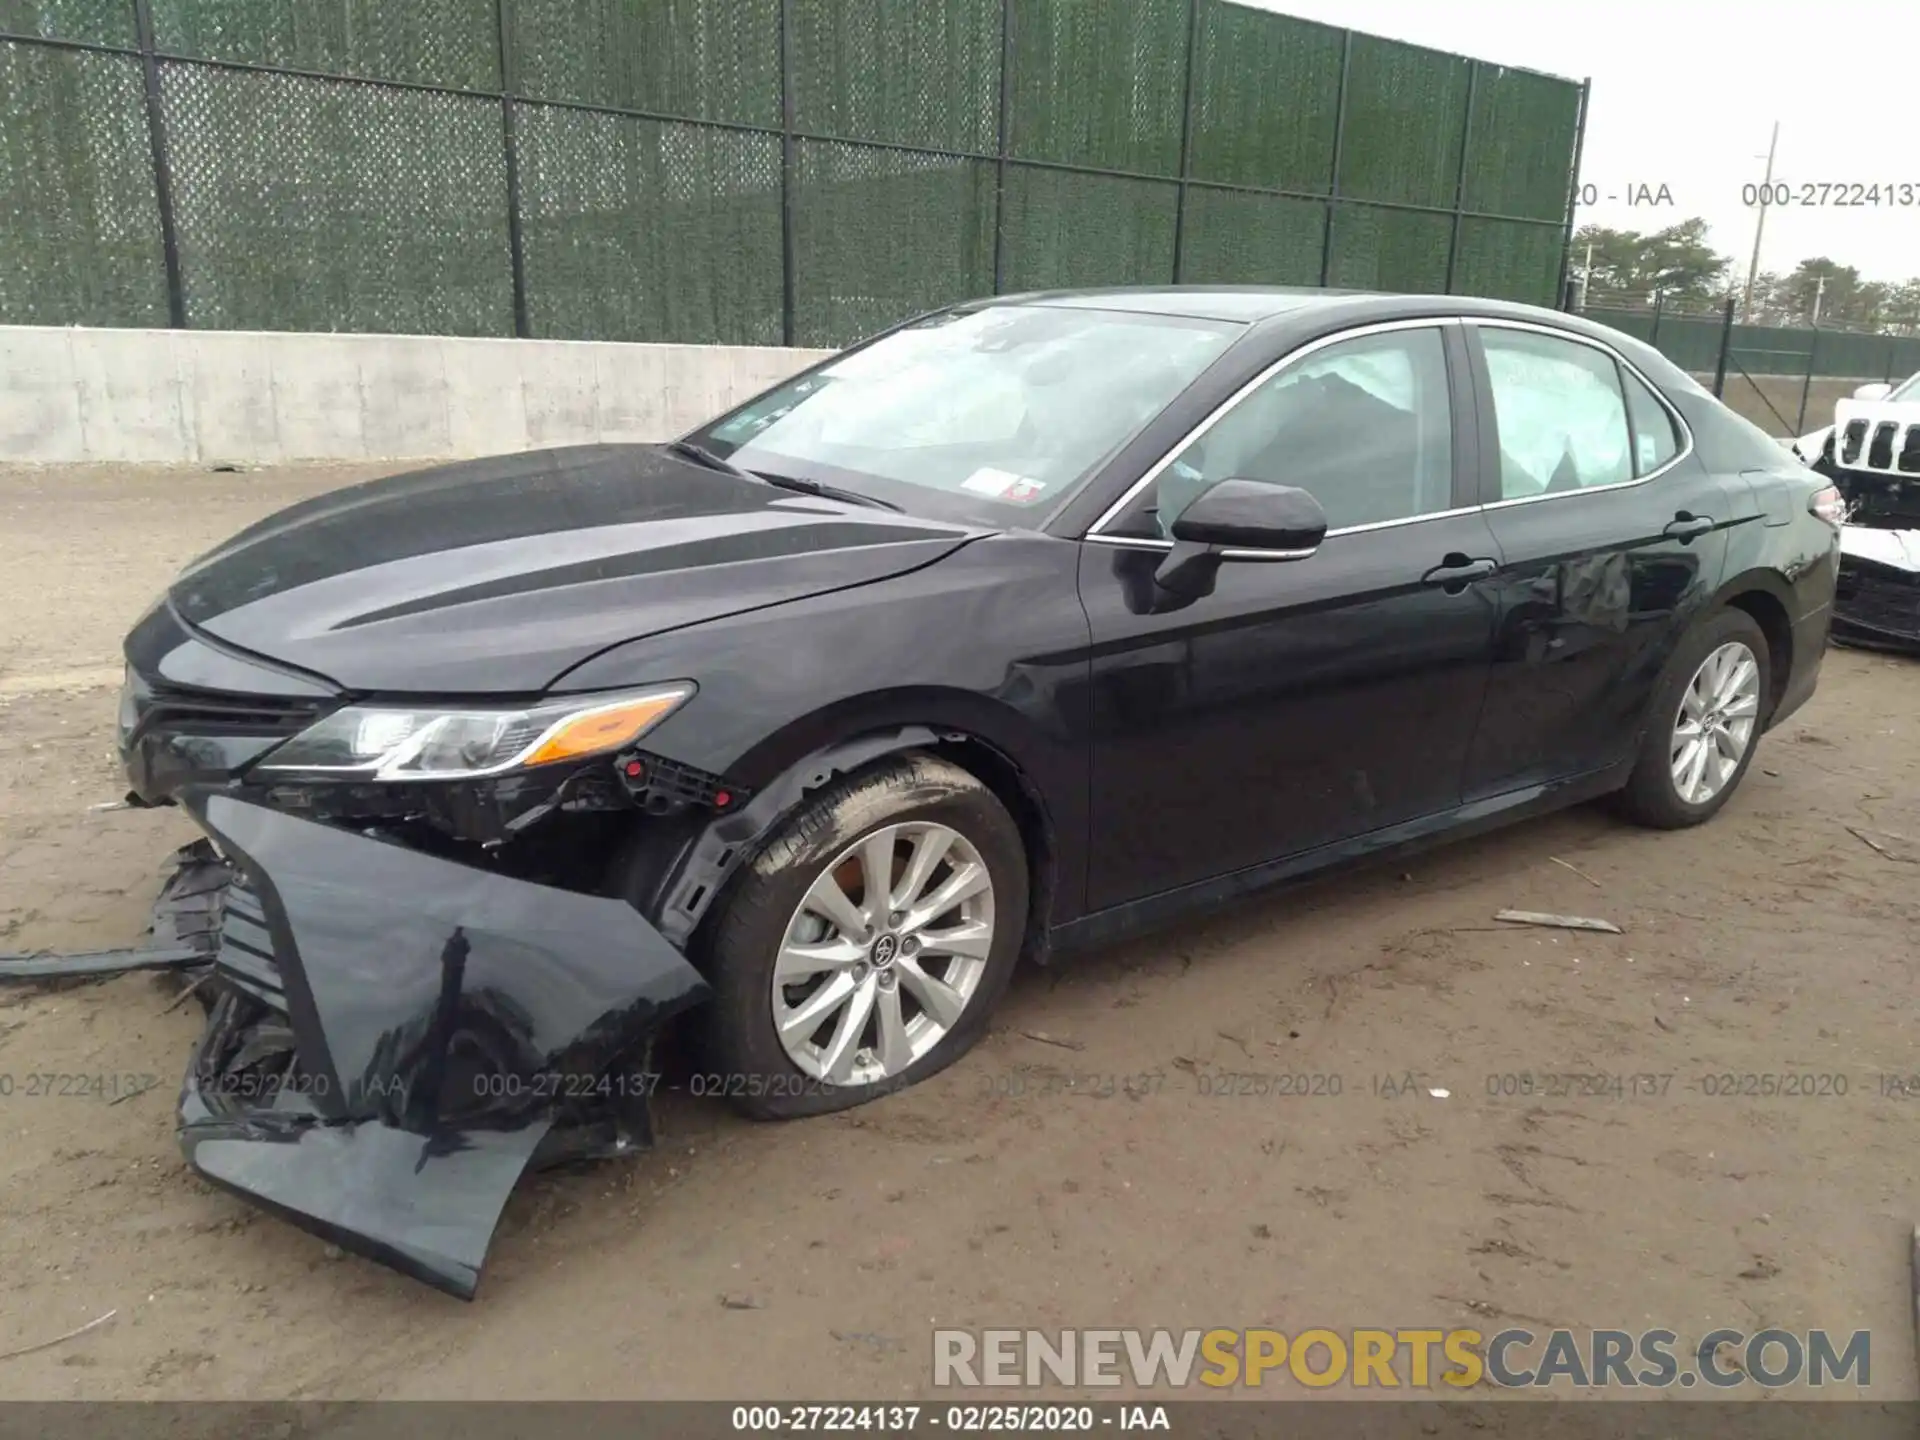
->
<box><xmin>1</xmin><ymin>462</ymin><xmax>1918</xmax><ymax>1402</ymax></box>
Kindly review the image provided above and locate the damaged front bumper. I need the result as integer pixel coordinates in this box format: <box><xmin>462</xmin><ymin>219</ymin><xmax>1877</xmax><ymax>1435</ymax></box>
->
<box><xmin>12</xmin><ymin>791</ymin><xmax>710</xmax><ymax>1299</ymax></box>
<box><xmin>1796</xmin><ymin>436</ymin><xmax>1920</xmax><ymax>655</ymax></box>
<box><xmin>1834</xmin><ymin>526</ymin><xmax>1920</xmax><ymax>655</ymax></box>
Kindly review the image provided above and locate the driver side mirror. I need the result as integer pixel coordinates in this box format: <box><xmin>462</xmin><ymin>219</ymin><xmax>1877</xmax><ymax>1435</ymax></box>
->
<box><xmin>1852</xmin><ymin>382</ymin><xmax>1893</xmax><ymax>403</ymax></box>
<box><xmin>1168</xmin><ymin>479</ymin><xmax>1330</xmax><ymax>553</ymax></box>
<box><xmin>1153</xmin><ymin>479</ymin><xmax>1328</xmax><ymax>602</ymax></box>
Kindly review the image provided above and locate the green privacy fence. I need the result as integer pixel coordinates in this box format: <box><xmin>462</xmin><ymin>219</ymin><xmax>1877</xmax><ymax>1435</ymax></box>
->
<box><xmin>1581</xmin><ymin>298</ymin><xmax>1920</xmax><ymax>437</ymax></box>
<box><xmin>0</xmin><ymin>0</ymin><xmax>1586</xmax><ymax>349</ymax></box>
<box><xmin>1589</xmin><ymin>306</ymin><xmax>1920</xmax><ymax>382</ymax></box>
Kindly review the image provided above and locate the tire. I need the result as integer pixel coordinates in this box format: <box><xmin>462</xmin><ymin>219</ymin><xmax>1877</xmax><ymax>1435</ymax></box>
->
<box><xmin>1617</xmin><ymin>608</ymin><xmax>1772</xmax><ymax>830</ymax></box>
<box><xmin>696</xmin><ymin>752</ymin><xmax>1028</xmax><ymax>1120</ymax></box>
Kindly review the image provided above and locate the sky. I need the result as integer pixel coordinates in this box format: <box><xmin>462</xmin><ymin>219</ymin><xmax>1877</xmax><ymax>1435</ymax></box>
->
<box><xmin>1251</xmin><ymin>0</ymin><xmax>1920</xmax><ymax>288</ymax></box>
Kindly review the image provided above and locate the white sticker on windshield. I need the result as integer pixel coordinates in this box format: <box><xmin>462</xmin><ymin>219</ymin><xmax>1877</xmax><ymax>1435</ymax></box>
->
<box><xmin>960</xmin><ymin>467</ymin><xmax>1031</xmax><ymax>498</ymax></box>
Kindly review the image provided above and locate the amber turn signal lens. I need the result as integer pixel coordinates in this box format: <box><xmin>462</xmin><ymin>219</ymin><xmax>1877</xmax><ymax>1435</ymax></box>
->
<box><xmin>521</xmin><ymin>691</ymin><xmax>689</xmax><ymax>767</ymax></box>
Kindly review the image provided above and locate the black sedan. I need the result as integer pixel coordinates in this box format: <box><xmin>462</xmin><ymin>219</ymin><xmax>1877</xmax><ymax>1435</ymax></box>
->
<box><xmin>97</xmin><ymin>287</ymin><xmax>1841</xmax><ymax>1297</ymax></box>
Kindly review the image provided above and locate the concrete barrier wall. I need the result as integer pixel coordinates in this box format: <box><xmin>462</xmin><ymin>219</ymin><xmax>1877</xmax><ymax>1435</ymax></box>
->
<box><xmin>5</xmin><ymin>323</ymin><xmax>1860</xmax><ymax>464</ymax></box>
<box><xmin>0</xmin><ymin>325</ymin><xmax>835</xmax><ymax>465</ymax></box>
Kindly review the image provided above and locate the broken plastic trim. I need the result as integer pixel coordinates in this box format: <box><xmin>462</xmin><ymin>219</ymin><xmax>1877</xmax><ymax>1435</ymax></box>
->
<box><xmin>645</xmin><ymin>726</ymin><xmax>944</xmax><ymax>946</ymax></box>
<box><xmin>0</xmin><ymin>945</ymin><xmax>206</xmax><ymax>979</ymax></box>
<box><xmin>1834</xmin><ymin>526</ymin><xmax>1920</xmax><ymax>656</ymax></box>
<box><xmin>73</xmin><ymin>792</ymin><xmax>713</xmax><ymax>1300</ymax></box>
<box><xmin>0</xmin><ymin>839</ymin><xmax>230</xmax><ymax>980</ymax></box>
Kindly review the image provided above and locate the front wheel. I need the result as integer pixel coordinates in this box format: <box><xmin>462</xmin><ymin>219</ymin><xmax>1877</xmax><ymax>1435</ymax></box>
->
<box><xmin>697</xmin><ymin>753</ymin><xmax>1028</xmax><ymax>1119</ymax></box>
<box><xmin>1617</xmin><ymin>608</ymin><xmax>1771</xmax><ymax>829</ymax></box>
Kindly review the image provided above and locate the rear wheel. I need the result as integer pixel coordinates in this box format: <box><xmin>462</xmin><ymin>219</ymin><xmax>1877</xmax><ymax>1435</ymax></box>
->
<box><xmin>1618</xmin><ymin>608</ymin><xmax>1771</xmax><ymax>829</ymax></box>
<box><xmin>698</xmin><ymin>753</ymin><xmax>1027</xmax><ymax>1119</ymax></box>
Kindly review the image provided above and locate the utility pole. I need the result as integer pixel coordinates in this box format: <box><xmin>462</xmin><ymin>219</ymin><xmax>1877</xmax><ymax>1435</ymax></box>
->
<box><xmin>1742</xmin><ymin>121</ymin><xmax>1779</xmax><ymax>320</ymax></box>
<box><xmin>1811</xmin><ymin>274</ymin><xmax>1825</xmax><ymax>326</ymax></box>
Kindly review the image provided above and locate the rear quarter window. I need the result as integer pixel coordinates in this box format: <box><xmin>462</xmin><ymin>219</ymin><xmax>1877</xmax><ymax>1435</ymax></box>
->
<box><xmin>1622</xmin><ymin>369</ymin><xmax>1681</xmax><ymax>475</ymax></box>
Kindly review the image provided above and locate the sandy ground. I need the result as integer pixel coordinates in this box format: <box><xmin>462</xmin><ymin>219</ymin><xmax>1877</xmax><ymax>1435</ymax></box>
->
<box><xmin>1</xmin><ymin>462</ymin><xmax>1918</xmax><ymax>1402</ymax></box>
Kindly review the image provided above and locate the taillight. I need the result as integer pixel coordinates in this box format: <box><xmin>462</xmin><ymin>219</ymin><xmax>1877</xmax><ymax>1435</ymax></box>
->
<box><xmin>1809</xmin><ymin>486</ymin><xmax>1847</xmax><ymax>526</ymax></box>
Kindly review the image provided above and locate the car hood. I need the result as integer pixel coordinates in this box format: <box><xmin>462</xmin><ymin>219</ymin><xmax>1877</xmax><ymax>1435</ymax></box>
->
<box><xmin>1790</xmin><ymin>427</ymin><xmax>1831</xmax><ymax>465</ymax></box>
<box><xmin>169</xmin><ymin>444</ymin><xmax>985</xmax><ymax>693</ymax></box>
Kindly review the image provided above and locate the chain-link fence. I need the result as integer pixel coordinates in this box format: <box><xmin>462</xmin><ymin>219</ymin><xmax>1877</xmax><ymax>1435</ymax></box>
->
<box><xmin>0</xmin><ymin>0</ymin><xmax>1587</xmax><ymax>350</ymax></box>
<box><xmin>1583</xmin><ymin>294</ymin><xmax>1920</xmax><ymax>437</ymax></box>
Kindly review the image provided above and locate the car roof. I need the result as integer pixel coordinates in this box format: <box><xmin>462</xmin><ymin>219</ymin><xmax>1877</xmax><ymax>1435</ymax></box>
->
<box><xmin>992</xmin><ymin>286</ymin><xmax>1369</xmax><ymax>323</ymax></box>
<box><xmin>984</xmin><ymin>284</ymin><xmax>1584</xmax><ymax>329</ymax></box>
<box><xmin>934</xmin><ymin>285</ymin><xmax>1703</xmax><ymax>397</ymax></box>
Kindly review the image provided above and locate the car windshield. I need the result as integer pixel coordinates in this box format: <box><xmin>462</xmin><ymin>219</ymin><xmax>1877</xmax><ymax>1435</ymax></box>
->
<box><xmin>695</xmin><ymin>304</ymin><xmax>1243</xmax><ymax>522</ymax></box>
<box><xmin>1891</xmin><ymin>373</ymin><xmax>1920</xmax><ymax>401</ymax></box>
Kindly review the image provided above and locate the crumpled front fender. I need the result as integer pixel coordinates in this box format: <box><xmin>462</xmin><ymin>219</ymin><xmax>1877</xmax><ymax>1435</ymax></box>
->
<box><xmin>177</xmin><ymin>792</ymin><xmax>710</xmax><ymax>1298</ymax></box>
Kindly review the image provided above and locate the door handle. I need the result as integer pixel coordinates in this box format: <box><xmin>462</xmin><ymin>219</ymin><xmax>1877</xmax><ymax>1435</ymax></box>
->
<box><xmin>1664</xmin><ymin>512</ymin><xmax>1715</xmax><ymax>542</ymax></box>
<box><xmin>1421</xmin><ymin>556</ymin><xmax>1496</xmax><ymax>592</ymax></box>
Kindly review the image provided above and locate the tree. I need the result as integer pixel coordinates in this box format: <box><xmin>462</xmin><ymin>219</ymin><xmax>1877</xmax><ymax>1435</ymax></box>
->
<box><xmin>1849</xmin><ymin>281</ymin><xmax>1893</xmax><ymax>331</ymax></box>
<box><xmin>1884</xmin><ymin>281</ymin><xmax>1920</xmax><ymax>336</ymax></box>
<box><xmin>1637</xmin><ymin>219</ymin><xmax>1729</xmax><ymax>305</ymax></box>
<box><xmin>1572</xmin><ymin>219</ymin><xmax>1729</xmax><ymax>308</ymax></box>
<box><xmin>1573</xmin><ymin>223</ymin><xmax>1918</xmax><ymax>333</ymax></box>
<box><xmin>1778</xmin><ymin>257</ymin><xmax>1862</xmax><ymax>326</ymax></box>
<box><xmin>1743</xmin><ymin>271</ymin><xmax>1794</xmax><ymax>326</ymax></box>
<box><xmin>1571</xmin><ymin>224</ymin><xmax>1649</xmax><ymax>296</ymax></box>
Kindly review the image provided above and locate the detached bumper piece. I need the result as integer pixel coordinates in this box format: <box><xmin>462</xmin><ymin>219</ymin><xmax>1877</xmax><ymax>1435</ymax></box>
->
<box><xmin>19</xmin><ymin>791</ymin><xmax>708</xmax><ymax>1299</ymax></box>
<box><xmin>1834</xmin><ymin>527</ymin><xmax>1920</xmax><ymax>656</ymax></box>
<box><xmin>0</xmin><ymin>840</ymin><xmax>230</xmax><ymax>978</ymax></box>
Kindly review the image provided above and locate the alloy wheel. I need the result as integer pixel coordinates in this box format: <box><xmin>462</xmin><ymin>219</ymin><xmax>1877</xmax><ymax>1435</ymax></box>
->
<box><xmin>1670</xmin><ymin>640</ymin><xmax>1761</xmax><ymax>805</ymax></box>
<box><xmin>771</xmin><ymin>822</ymin><xmax>995</xmax><ymax>1086</ymax></box>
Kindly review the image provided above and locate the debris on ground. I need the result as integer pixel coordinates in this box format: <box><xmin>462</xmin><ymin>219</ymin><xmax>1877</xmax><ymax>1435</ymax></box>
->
<box><xmin>1494</xmin><ymin>909</ymin><xmax>1623</xmax><ymax>935</ymax></box>
<box><xmin>107</xmin><ymin>1079</ymin><xmax>162</xmax><ymax>1107</ymax></box>
<box><xmin>830</xmin><ymin>1330</ymin><xmax>904</xmax><ymax>1353</ymax></box>
<box><xmin>157</xmin><ymin>974</ymin><xmax>213</xmax><ymax>1014</ymax></box>
<box><xmin>0</xmin><ymin>839</ymin><xmax>231</xmax><ymax>981</ymax></box>
<box><xmin>1018</xmin><ymin>1030</ymin><xmax>1085</xmax><ymax>1052</ymax></box>
<box><xmin>0</xmin><ymin>1309</ymin><xmax>117</xmax><ymax>1363</ymax></box>
<box><xmin>1845</xmin><ymin>827</ymin><xmax>1920</xmax><ymax>863</ymax></box>
<box><xmin>1549</xmin><ymin>857</ymin><xmax>1602</xmax><ymax>888</ymax></box>
<box><xmin>0</xmin><ymin>945</ymin><xmax>207</xmax><ymax>979</ymax></box>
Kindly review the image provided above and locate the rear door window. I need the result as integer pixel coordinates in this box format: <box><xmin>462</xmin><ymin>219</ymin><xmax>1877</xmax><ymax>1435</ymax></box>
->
<box><xmin>1481</xmin><ymin>329</ymin><xmax>1633</xmax><ymax>499</ymax></box>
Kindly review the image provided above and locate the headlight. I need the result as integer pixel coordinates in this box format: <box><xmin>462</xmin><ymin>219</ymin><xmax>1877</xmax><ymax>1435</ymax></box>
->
<box><xmin>254</xmin><ymin>683</ymin><xmax>694</xmax><ymax>782</ymax></box>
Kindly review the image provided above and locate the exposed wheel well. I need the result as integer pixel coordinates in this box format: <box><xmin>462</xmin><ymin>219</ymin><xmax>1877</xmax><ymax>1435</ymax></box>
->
<box><xmin>924</xmin><ymin>737</ymin><xmax>1057</xmax><ymax>967</ymax></box>
<box><xmin>1723</xmin><ymin>589</ymin><xmax>1792</xmax><ymax>721</ymax></box>
<box><xmin>613</xmin><ymin>727</ymin><xmax>1060</xmax><ymax>969</ymax></box>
